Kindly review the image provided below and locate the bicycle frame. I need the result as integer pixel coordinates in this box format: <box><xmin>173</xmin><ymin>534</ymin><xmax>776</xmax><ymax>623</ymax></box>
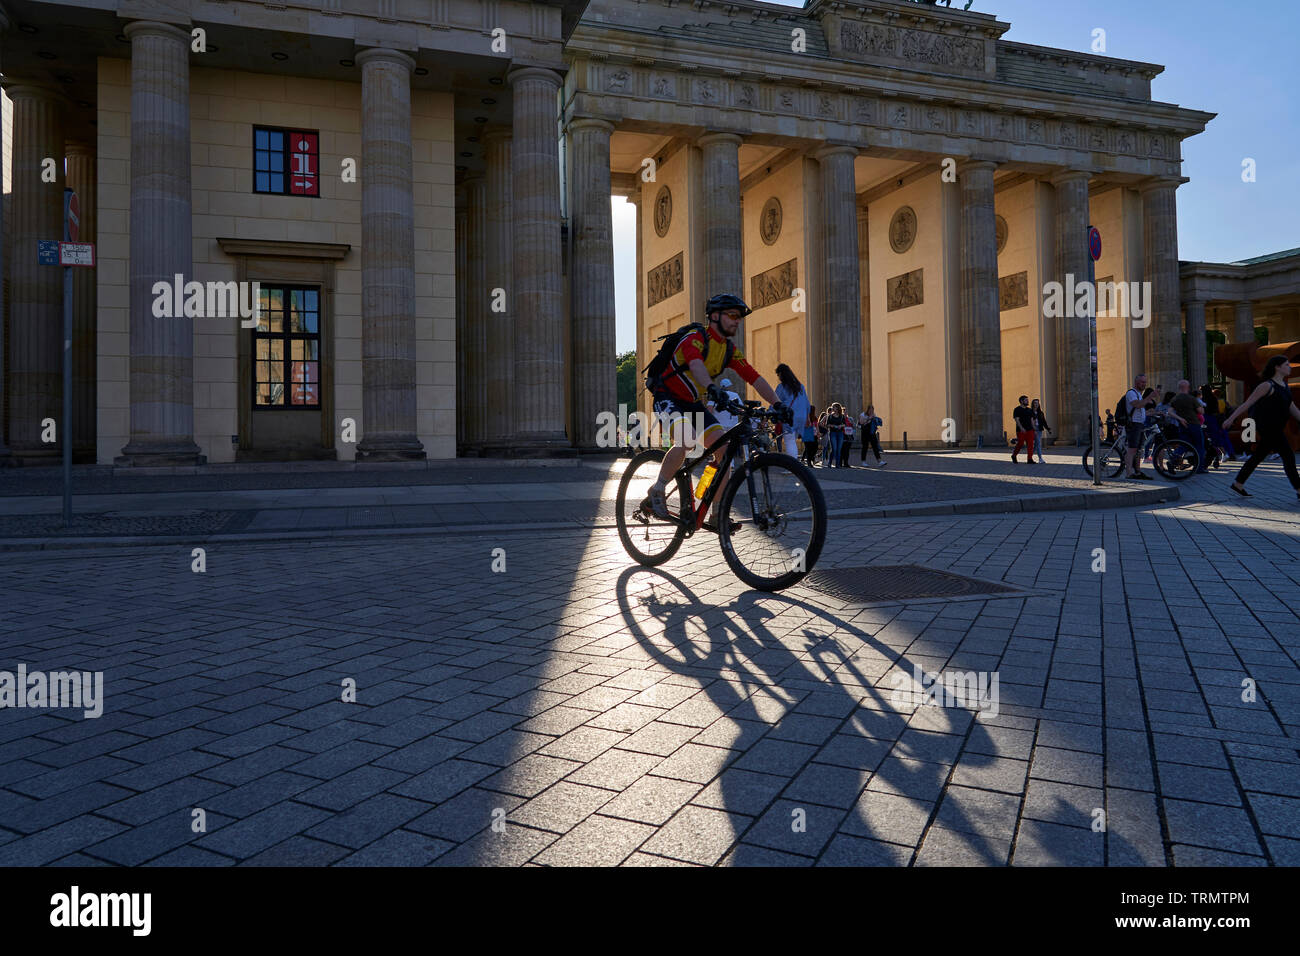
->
<box><xmin>666</xmin><ymin>405</ymin><xmax>771</xmax><ymax>534</ymax></box>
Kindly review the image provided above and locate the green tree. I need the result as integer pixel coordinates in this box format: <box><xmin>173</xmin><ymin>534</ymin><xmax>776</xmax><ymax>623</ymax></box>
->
<box><xmin>616</xmin><ymin>349</ymin><xmax>638</xmax><ymax>411</ymax></box>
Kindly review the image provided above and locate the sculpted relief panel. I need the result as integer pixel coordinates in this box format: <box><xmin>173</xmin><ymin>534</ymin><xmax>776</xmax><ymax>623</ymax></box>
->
<box><xmin>839</xmin><ymin>21</ymin><xmax>985</xmax><ymax>71</ymax></box>
<box><xmin>887</xmin><ymin>270</ymin><xmax>924</xmax><ymax>312</ymax></box>
<box><xmin>751</xmin><ymin>259</ymin><xmax>798</xmax><ymax>310</ymax></box>
<box><xmin>648</xmin><ymin>253</ymin><xmax>684</xmax><ymax>308</ymax></box>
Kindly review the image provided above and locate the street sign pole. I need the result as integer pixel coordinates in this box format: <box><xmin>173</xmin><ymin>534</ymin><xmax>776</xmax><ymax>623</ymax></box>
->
<box><xmin>1088</xmin><ymin>226</ymin><xmax>1102</xmax><ymax>488</ymax></box>
<box><xmin>62</xmin><ymin>189</ymin><xmax>74</xmax><ymax>525</ymax></box>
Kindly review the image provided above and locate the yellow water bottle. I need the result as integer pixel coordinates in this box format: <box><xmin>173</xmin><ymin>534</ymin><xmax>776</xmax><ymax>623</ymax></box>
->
<box><xmin>695</xmin><ymin>463</ymin><xmax>717</xmax><ymax>499</ymax></box>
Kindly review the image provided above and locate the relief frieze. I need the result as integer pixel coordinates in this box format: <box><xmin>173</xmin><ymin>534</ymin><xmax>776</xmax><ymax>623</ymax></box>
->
<box><xmin>750</xmin><ymin>259</ymin><xmax>798</xmax><ymax>311</ymax></box>
<box><xmin>648</xmin><ymin>252</ymin><xmax>684</xmax><ymax>308</ymax></box>
<box><xmin>840</xmin><ymin>21</ymin><xmax>985</xmax><ymax>70</ymax></box>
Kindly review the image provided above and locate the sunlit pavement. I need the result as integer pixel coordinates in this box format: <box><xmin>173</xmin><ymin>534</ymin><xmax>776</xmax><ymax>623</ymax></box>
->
<box><xmin>0</xmin><ymin>469</ymin><xmax>1298</xmax><ymax>866</ymax></box>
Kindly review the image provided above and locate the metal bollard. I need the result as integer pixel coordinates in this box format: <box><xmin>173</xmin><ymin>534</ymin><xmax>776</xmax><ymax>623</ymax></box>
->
<box><xmin>903</xmin><ymin>431</ymin><xmax>908</xmax><ymax>450</ymax></box>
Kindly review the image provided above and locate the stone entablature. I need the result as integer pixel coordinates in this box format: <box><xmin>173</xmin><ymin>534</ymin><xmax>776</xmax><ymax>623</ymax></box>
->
<box><xmin>112</xmin><ymin>0</ymin><xmax>570</xmax><ymax>65</ymax></box>
<box><xmin>1181</xmin><ymin>251</ymin><xmax>1300</xmax><ymax>304</ymax></box>
<box><xmin>564</xmin><ymin>59</ymin><xmax>1206</xmax><ymax>179</ymax></box>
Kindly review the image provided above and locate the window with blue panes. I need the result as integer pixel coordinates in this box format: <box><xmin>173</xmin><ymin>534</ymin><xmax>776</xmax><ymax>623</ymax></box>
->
<box><xmin>253</xmin><ymin>127</ymin><xmax>319</xmax><ymax>196</ymax></box>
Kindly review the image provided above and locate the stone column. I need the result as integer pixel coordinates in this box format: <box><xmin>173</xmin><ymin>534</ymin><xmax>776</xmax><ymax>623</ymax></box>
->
<box><xmin>816</xmin><ymin>145</ymin><xmax>863</xmax><ymax>417</ymax></box>
<box><xmin>117</xmin><ymin>22</ymin><xmax>203</xmax><ymax>465</ymax></box>
<box><xmin>1232</xmin><ymin>299</ymin><xmax>1255</xmax><ymax>404</ymax></box>
<box><xmin>3</xmin><ymin>83</ymin><xmax>65</xmax><ymax>461</ymax></box>
<box><xmin>454</xmin><ymin>184</ymin><xmax>468</xmax><ymax>449</ymax></box>
<box><xmin>1184</xmin><ymin>299</ymin><xmax>1207</xmax><ymax>388</ymax></box>
<box><xmin>959</xmin><ymin>159</ymin><xmax>1002</xmax><ymax>445</ymax></box>
<box><xmin>65</xmin><ymin>140</ymin><xmax>97</xmax><ymax>461</ymax></box>
<box><xmin>857</xmin><ymin>201</ymin><xmax>871</xmax><ymax>408</ymax></box>
<box><xmin>463</xmin><ymin>175</ymin><xmax>487</xmax><ymax>448</ymax></box>
<box><xmin>634</xmin><ymin>188</ymin><xmax>648</xmax><ymax>423</ymax></box>
<box><xmin>697</xmin><ymin>132</ymin><xmax>744</xmax><ymax>298</ymax></box>
<box><xmin>509</xmin><ymin>66</ymin><xmax>567</xmax><ymax>447</ymax></box>
<box><xmin>0</xmin><ymin>0</ymin><xmax>8</xmax><ymax>461</ymax></box>
<box><xmin>1051</xmin><ymin>170</ymin><xmax>1092</xmax><ymax>445</ymax></box>
<box><xmin>482</xmin><ymin>127</ymin><xmax>514</xmax><ymax>445</ymax></box>
<box><xmin>1141</xmin><ymin>178</ymin><xmax>1183</xmax><ymax>394</ymax></box>
<box><xmin>355</xmin><ymin>48</ymin><xmax>424</xmax><ymax>460</ymax></box>
<box><xmin>568</xmin><ymin>118</ymin><xmax>616</xmax><ymax>450</ymax></box>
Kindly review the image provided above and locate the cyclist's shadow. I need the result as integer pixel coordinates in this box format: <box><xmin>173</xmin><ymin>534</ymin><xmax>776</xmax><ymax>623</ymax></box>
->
<box><xmin>616</xmin><ymin>565</ymin><xmax>1008</xmax><ymax>865</ymax></box>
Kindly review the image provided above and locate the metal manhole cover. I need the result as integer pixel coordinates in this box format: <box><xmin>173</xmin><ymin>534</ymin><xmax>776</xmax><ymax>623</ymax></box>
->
<box><xmin>801</xmin><ymin>564</ymin><xmax>1020</xmax><ymax>602</ymax></box>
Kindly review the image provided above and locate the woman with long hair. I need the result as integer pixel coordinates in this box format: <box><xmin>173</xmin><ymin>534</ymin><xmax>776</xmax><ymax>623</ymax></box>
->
<box><xmin>825</xmin><ymin>403</ymin><xmax>845</xmax><ymax>468</ymax></box>
<box><xmin>1030</xmin><ymin>399</ymin><xmax>1052</xmax><ymax>463</ymax></box>
<box><xmin>774</xmin><ymin>363</ymin><xmax>809</xmax><ymax>459</ymax></box>
<box><xmin>860</xmin><ymin>405</ymin><xmax>885</xmax><ymax>466</ymax></box>
<box><xmin>1223</xmin><ymin>355</ymin><xmax>1300</xmax><ymax>498</ymax></box>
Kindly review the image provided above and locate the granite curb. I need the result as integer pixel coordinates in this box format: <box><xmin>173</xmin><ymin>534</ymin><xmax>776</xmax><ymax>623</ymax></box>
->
<box><xmin>0</xmin><ymin>484</ymin><xmax>1179</xmax><ymax>551</ymax></box>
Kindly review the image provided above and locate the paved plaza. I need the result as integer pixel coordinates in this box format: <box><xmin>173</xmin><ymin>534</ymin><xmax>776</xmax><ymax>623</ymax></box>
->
<box><xmin>0</xmin><ymin>455</ymin><xmax>1298</xmax><ymax>866</ymax></box>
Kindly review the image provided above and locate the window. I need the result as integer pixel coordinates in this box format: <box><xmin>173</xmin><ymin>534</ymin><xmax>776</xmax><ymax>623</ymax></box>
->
<box><xmin>253</xmin><ymin>286</ymin><xmax>321</xmax><ymax>408</ymax></box>
<box><xmin>253</xmin><ymin>127</ymin><xmax>319</xmax><ymax>196</ymax></box>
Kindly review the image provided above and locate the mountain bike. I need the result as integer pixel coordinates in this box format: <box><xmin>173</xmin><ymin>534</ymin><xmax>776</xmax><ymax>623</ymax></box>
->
<box><xmin>616</xmin><ymin>397</ymin><xmax>827</xmax><ymax>591</ymax></box>
<box><xmin>1082</xmin><ymin>419</ymin><xmax>1199</xmax><ymax>480</ymax></box>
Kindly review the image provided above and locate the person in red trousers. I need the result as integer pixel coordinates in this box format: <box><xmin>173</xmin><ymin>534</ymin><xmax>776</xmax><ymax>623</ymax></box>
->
<box><xmin>1011</xmin><ymin>395</ymin><xmax>1037</xmax><ymax>464</ymax></box>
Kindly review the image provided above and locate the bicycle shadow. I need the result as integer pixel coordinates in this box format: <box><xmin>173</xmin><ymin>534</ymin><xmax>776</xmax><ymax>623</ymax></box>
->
<box><xmin>615</xmin><ymin>565</ymin><xmax>1018</xmax><ymax>865</ymax></box>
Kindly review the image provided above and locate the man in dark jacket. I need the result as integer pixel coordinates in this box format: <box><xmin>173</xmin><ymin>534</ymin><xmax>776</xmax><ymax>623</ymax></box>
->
<box><xmin>1011</xmin><ymin>396</ymin><xmax>1036</xmax><ymax>464</ymax></box>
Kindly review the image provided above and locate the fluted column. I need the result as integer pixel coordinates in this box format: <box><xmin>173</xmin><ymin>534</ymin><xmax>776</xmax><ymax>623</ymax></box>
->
<box><xmin>1051</xmin><ymin>170</ymin><xmax>1092</xmax><ymax>445</ymax></box>
<box><xmin>697</xmin><ymin>132</ymin><xmax>744</xmax><ymax>298</ymax></box>
<box><xmin>483</xmin><ymin>128</ymin><xmax>514</xmax><ymax>444</ymax></box>
<box><xmin>463</xmin><ymin>175</ymin><xmax>487</xmax><ymax>447</ymax></box>
<box><xmin>0</xmin><ymin>0</ymin><xmax>9</xmax><ymax>460</ymax></box>
<box><xmin>509</xmin><ymin>66</ymin><xmax>566</xmax><ymax>446</ymax></box>
<box><xmin>65</xmin><ymin>141</ymin><xmax>97</xmax><ymax>461</ymax></box>
<box><xmin>1141</xmin><ymin>178</ymin><xmax>1183</xmax><ymax>393</ymax></box>
<box><xmin>1184</xmin><ymin>299</ymin><xmax>1207</xmax><ymax>388</ymax></box>
<box><xmin>1232</xmin><ymin>300</ymin><xmax>1255</xmax><ymax>404</ymax></box>
<box><xmin>4</xmin><ymin>83</ymin><xmax>65</xmax><ymax>461</ymax></box>
<box><xmin>959</xmin><ymin>159</ymin><xmax>1002</xmax><ymax>444</ymax></box>
<box><xmin>117</xmin><ymin>22</ymin><xmax>203</xmax><ymax>465</ymax></box>
<box><xmin>857</xmin><ymin>202</ymin><xmax>871</xmax><ymax>408</ymax></box>
<box><xmin>816</xmin><ymin>145</ymin><xmax>863</xmax><ymax>416</ymax></box>
<box><xmin>454</xmin><ymin>185</ymin><xmax>468</xmax><ymax>449</ymax></box>
<box><xmin>568</xmin><ymin>118</ymin><xmax>616</xmax><ymax>450</ymax></box>
<box><xmin>355</xmin><ymin>47</ymin><xmax>424</xmax><ymax>460</ymax></box>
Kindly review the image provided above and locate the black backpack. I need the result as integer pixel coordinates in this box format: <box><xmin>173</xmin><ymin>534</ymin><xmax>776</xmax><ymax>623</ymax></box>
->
<box><xmin>643</xmin><ymin>323</ymin><xmax>733</xmax><ymax>391</ymax></box>
<box><xmin>1115</xmin><ymin>392</ymin><xmax>1131</xmax><ymax>426</ymax></box>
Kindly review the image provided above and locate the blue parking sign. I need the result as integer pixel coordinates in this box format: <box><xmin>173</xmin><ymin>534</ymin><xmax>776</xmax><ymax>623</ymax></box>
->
<box><xmin>37</xmin><ymin>239</ymin><xmax>61</xmax><ymax>265</ymax></box>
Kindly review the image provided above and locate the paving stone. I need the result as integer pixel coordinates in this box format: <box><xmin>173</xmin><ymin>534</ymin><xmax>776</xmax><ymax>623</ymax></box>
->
<box><xmin>1012</xmin><ymin>820</ymin><xmax>1105</xmax><ymax>866</ymax></box>
<box><xmin>841</xmin><ymin>791</ymin><xmax>933</xmax><ymax>846</ymax></box>
<box><xmin>649</xmin><ymin>743</ymin><xmax>738</xmax><ymax>785</ymax></box>
<box><xmin>600</xmin><ymin>777</ymin><xmax>702</xmax><ymax>826</ymax></box>
<box><xmin>692</xmin><ymin>768</ymin><xmax>789</xmax><ymax>817</ymax></box>
<box><xmin>565</xmin><ymin>749</ymin><xmax>663</xmax><ymax>791</ymax></box>
<box><xmin>816</xmin><ymin>833</ymin><xmax>913</xmax><ymax>867</ymax></box>
<box><xmin>508</xmin><ymin>782</ymin><xmax>614</xmax><ymax>834</ymax></box>
<box><xmin>1022</xmin><ymin>779</ymin><xmax>1104</xmax><ymax>829</ymax></box>
<box><xmin>406</xmin><ymin>788</ymin><xmax>525</xmax><ymax>844</ymax></box>
<box><xmin>533</xmin><ymin>815</ymin><xmax>654</xmax><ymax>867</ymax></box>
<box><xmin>1162</xmin><ymin>799</ymin><xmax>1264</xmax><ymax>854</ymax></box>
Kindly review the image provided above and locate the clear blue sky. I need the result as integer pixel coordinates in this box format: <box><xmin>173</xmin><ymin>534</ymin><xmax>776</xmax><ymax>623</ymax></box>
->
<box><xmin>612</xmin><ymin>0</ymin><xmax>1299</xmax><ymax>352</ymax></box>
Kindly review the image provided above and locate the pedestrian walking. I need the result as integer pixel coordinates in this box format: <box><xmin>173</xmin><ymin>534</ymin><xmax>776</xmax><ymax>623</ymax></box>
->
<box><xmin>1223</xmin><ymin>355</ymin><xmax>1300</xmax><ymax>499</ymax></box>
<box><xmin>817</xmin><ymin>410</ymin><xmax>831</xmax><ymax>466</ymax></box>
<box><xmin>840</xmin><ymin>415</ymin><xmax>855</xmax><ymax>467</ymax></box>
<box><xmin>1011</xmin><ymin>395</ymin><xmax>1036</xmax><ymax>464</ymax></box>
<box><xmin>1031</xmin><ymin>399</ymin><xmax>1051</xmax><ymax>463</ymax></box>
<box><xmin>774</xmin><ymin>364</ymin><xmax>810</xmax><ymax>459</ymax></box>
<box><xmin>859</xmin><ymin>406</ymin><xmax>886</xmax><ymax>466</ymax></box>
<box><xmin>1170</xmin><ymin>380</ymin><xmax>1209</xmax><ymax>474</ymax></box>
<box><xmin>801</xmin><ymin>404</ymin><xmax>819</xmax><ymax>467</ymax></box>
<box><xmin>1202</xmin><ymin>384</ymin><xmax>1236</xmax><ymax>460</ymax></box>
<box><xmin>825</xmin><ymin>403</ymin><xmax>846</xmax><ymax>468</ymax></box>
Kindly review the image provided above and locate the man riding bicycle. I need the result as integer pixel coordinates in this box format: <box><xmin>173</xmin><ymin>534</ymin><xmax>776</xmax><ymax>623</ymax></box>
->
<box><xmin>645</xmin><ymin>293</ymin><xmax>784</xmax><ymax>532</ymax></box>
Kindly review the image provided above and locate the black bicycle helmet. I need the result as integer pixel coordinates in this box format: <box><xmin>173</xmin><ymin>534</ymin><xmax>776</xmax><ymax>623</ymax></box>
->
<box><xmin>704</xmin><ymin>293</ymin><xmax>752</xmax><ymax>319</ymax></box>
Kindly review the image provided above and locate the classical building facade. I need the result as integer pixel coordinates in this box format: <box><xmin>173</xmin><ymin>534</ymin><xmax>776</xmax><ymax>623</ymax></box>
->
<box><xmin>0</xmin><ymin>0</ymin><xmax>1251</xmax><ymax>465</ymax></box>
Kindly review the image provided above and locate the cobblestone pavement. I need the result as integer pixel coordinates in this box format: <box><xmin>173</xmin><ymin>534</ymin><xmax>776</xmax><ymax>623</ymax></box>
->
<box><xmin>0</xmin><ymin>477</ymin><xmax>1298</xmax><ymax>866</ymax></box>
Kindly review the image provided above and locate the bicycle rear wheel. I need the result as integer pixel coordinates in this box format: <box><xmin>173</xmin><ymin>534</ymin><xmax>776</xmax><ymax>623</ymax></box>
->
<box><xmin>717</xmin><ymin>453</ymin><xmax>827</xmax><ymax>591</ymax></box>
<box><xmin>1152</xmin><ymin>439</ymin><xmax>1199</xmax><ymax>481</ymax></box>
<box><xmin>1082</xmin><ymin>441</ymin><xmax>1124</xmax><ymax>478</ymax></box>
<box><xmin>616</xmin><ymin>449</ymin><xmax>691</xmax><ymax>566</ymax></box>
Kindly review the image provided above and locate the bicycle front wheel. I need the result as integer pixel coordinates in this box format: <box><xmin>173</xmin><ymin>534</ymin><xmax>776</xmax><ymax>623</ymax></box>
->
<box><xmin>616</xmin><ymin>449</ymin><xmax>691</xmax><ymax>566</ymax></box>
<box><xmin>717</xmin><ymin>453</ymin><xmax>827</xmax><ymax>591</ymax></box>
<box><xmin>1152</xmin><ymin>439</ymin><xmax>1199</xmax><ymax>481</ymax></box>
<box><xmin>1082</xmin><ymin>442</ymin><xmax>1124</xmax><ymax>479</ymax></box>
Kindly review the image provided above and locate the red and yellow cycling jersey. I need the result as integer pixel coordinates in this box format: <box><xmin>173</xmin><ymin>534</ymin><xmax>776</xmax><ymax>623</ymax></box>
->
<box><xmin>658</xmin><ymin>325</ymin><xmax>759</xmax><ymax>402</ymax></box>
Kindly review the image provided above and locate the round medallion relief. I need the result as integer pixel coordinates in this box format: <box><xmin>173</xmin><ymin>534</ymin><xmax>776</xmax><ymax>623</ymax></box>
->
<box><xmin>995</xmin><ymin>214</ymin><xmax>1008</xmax><ymax>255</ymax></box>
<box><xmin>889</xmin><ymin>206</ymin><xmax>917</xmax><ymax>254</ymax></box>
<box><xmin>653</xmin><ymin>185</ymin><xmax>672</xmax><ymax>238</ymax></box>
<box><xmin>759</xmin><ymin>197</ymin><xmax>783</xmax><ymax>245</ymax></box>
